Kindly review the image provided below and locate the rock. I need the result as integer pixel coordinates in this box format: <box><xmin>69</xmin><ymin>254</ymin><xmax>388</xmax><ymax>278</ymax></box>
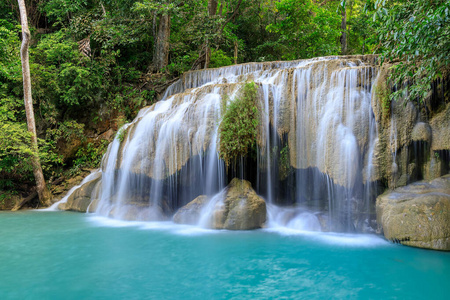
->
<box><xmin>376</xmin><ymin>175</ymin><xmax>450</xmax><ymax>250</ymax></box>
<box><xmin>0</xmin><ymin>194</ymin><xmax>20</xmax><ymax>210</ymax></box>
<box><xmin>217</xmin><ymin>179</ymin><xmax>267</xmax><ymax>230</ymax></box>
<box><xmin>62</xmin><ymin>172</ymin><xmax>102</xmax><ymax>212</ymax></box>
<box><xmin>173</xmin><ymin>195</ymin><xmax>208</xmax><ymax>225</ymax></box>
<box><xmin>424</xmin><ymin>157</ymin><xmax>445</xmax><ymax>181</ymax></box>
<box><xmin>411</xmin><ymin>122</ymin><xmax>432</xmax><ymax>143</ymax></box>
<box><xmin>173</xmin><ymin>178</ymin><xmax>267</xmax><ymax>230</ymax></box>
<box><xmin>430</xmin><ymin>102</ymin><xmax>450</xmax><ymax>151</ymax></box>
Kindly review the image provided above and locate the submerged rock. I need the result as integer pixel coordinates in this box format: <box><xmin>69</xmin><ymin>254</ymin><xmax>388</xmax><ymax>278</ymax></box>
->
<box><xmin>376</xmin><ymin>175</ymin><xmax>450</xmax><ymax>251</ymax></box>
<box><xmin>174</xmin><ymin>178</ymin><xmax>267</xmax><ymax>230</ymax></box>
<box><xmin>60</xmin><ymin>172</ymin><xmax>102</xmax><ymax>212</ymax></box>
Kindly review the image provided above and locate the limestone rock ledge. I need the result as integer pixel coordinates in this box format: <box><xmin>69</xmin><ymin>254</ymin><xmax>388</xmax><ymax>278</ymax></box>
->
<box><xmin>59</xmin><ymin>172</ymin><xmax>102</xmax><ymax>212</ymax></box>
<box><xmin>173</xmin><ymin>178</ymin><xmax>267</xmax><ymax>230</ymax></box>
<box><xmin>376</xmin><ymin>175</ymin><xmax>450</xmax><ymax>250</ymax></box>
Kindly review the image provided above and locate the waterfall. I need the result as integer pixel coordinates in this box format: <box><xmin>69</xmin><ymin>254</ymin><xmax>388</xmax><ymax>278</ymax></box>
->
<box><xmin>90</xmin><ymin>55</ymin><xmax>379</xmax><ymax>232</ymax></box>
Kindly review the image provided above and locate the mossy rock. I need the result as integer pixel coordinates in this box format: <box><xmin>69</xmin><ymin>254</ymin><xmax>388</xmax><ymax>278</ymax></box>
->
<box><xmin>376</xmin><ymin>175</ymin><xmax>450</xmax><ymax>250</ymax></box>
<box><xmin>173</xmin><ymin>178</ymin><xmax>267</xmax><ymax>230</ymax></box>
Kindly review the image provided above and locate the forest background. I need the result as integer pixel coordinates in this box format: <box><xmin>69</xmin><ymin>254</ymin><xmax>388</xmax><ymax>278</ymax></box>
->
<box><xmin>0</xmin><ymin>0</ymin><xmax>448</xmax><ymax>206</ymax></box>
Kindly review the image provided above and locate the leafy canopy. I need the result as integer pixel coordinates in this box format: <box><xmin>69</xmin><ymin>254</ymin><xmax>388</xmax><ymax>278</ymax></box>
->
<box><xmin>374</xmin><ymin>0</ymin><xmax>450</xmax><ymax>102</ymax></box>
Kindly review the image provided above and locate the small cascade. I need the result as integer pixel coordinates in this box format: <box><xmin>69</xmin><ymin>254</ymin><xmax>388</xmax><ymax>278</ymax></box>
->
<box><xmin>84</xmin><ymin>55</ymin><xmax>381</xmax><ymax>232</ymax></box>
<box><xmin>41</xmin><ymin>170</ymin><xmax>101</xmax><ymax>211</ymax></box>
<box><xmin>267</xmin><ymin>204</ymin><xmax>322</xmax><ymax>232</ymax></box>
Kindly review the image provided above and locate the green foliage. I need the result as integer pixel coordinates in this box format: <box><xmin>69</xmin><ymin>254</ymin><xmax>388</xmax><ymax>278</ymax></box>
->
<box><xmin>74</xmin><ymin>140</ymin><xmax>109</xmax><ymax>168</ymax></box>
<box><xmin>46</xmin><ymin>120</ymin><xmax>85</xmax><ymax>142</ymax></box>
<box><xmin>375</xmin><ymin>84</ymin><xmax>391</xmax><ymax>118</ymax></box>
<box><xmin>278</xmin><ymin>144</ymin><xmax>291</xmax><ymax>180</ymax></box>
<box><xmin>116</xmin><ymin>126</ymin><xmax>127</xmax><ymax>143</ymax></box>
<box><xmin>264</xmin><ymin>0</ymin><xmax>341</xmax><ymax>59</ymax></box>
<box><xmin>219</xmin><ymin>82</ymin><xmax>259</xmax><ymax>166</ymax></box>
<box><xmin>209</xmin><ymin>50</ymin><xmax>233</xmax><ymax>68</ymax></box>
<box><xmin>374</xmin><ymin>0</ymin><xmax>450</xmax><ymax>103</ymax></box>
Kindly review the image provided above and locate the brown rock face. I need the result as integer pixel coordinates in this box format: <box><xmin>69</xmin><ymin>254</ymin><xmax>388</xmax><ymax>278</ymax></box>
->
<box><xmin>430</xmin><ymin>102</ymin><xmax>450</xmax><ymax>151</ymax></box>
<box><xmin>173</xmin><ymin>178</ymin><xmax>267</xmax><ymax>230</ymax></box>
<box><xmin>60</xmin><ymin>172</ymin><xmax>102</xmax><ymax>212</ymax></box>
<box><xmin>376</xmin><ymin>175</ymin><xmax>450</xmax><ymax>250</ymax></box>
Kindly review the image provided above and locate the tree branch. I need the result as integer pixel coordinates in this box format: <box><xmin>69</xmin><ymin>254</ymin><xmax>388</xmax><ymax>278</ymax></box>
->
<box><xmin>218</xmin><ymin>0</ymin><xmax>243</xmax><ymax>36</ymax></box>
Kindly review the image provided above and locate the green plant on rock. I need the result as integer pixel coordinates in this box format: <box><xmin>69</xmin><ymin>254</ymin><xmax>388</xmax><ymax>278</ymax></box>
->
<box><xmin>219</xmin><ymin>81</ymin><xmax>259</xmax><ymax>166</ymax></box>
<box><xmin>116</xmin><ymin>126</ymin><xmax>128</xmax><ymax>143</ymax></box>
<box><xmin>278</xmin><ymin>144</ymin><xmax>291</xmax><ymax>180</ymax></box>
<box><xmin>376</xmin><ymin>84</ymin><xmax>391</xmax><ymax>119</ymax></box>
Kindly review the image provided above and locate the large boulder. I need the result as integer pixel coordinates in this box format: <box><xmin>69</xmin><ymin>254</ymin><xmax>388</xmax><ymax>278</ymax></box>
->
<box><xmin>60</xmin><ymin>172</ymin><xmax>102</xmax><ymax>212</ymax></box>
<box><xmin>173</xmin><ymin>178</ymin><xmax>267</xmax><ymax>230</ymax></box>
<box><xmin>376</xmin><ymin>175</ymin><xmax>450</xmax><ymax>250</ymax></box>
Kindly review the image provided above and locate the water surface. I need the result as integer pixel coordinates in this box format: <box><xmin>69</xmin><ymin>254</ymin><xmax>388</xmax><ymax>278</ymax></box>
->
<box><xmin>1</xmin><ymin>211</ymin><xmax>449</xmax><ymax>299</ymax></box>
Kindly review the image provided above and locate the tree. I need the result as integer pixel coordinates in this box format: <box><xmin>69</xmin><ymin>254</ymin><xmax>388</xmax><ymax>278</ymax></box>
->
<box><xmin>17</xmin><ymin>0</ymin><xmax>52</xmax><ymax>207</ymax></box>
<box><xmin>153</xmin><ymin>11</ymin><xmax>170</xmax><ymax>72</ymax></box>
<box><xmin>374</xmin><ymin>0</ymin><xmax>450</xmax><ymax>103</ymax></box>
<box><xmin>340</xmin><ymin>0</ymin><xmax>348</xmax><ymax>55</ymax></box>
<box><xmin>266</xmin><ymin>0</ymin><xmax>341</xmax><ymax>60</ymax></box>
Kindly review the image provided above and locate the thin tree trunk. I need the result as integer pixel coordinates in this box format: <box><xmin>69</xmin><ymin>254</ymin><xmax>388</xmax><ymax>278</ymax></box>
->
<box><xmin>153</xmin><ymin>13</ymin><xmax>170</xmax><ymax>72</ymax></box>
<box><xmin>204</xmin><ymin>40</ymin><xmax>210</xmax><ymax>69</ymax></box>
<box><xmin>203</xmin><ymin>0</ymin><xmax>218</xmax><ymax>69</ymax></box>
<box><xmin>234</xmin><ymin>40</ymin><xmax>238</xmax><ymax>64</ymax></box>
<box><xmin>340</xmin><ymin>5</ymin><xmax>347</xmax><ymax>55</ymax></box>
<box><xmin>208</xmin><ymin>0</ymin><xmax>218</xmax><ymax>16</ymax></box>
<box><xmin>17</xmin><ymin>0</ymin><xmax>52</xmax><ymax>207</ymax></box>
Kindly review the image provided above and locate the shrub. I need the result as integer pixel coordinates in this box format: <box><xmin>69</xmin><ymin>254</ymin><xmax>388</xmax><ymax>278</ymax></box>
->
<box><xmin>218</xmin><ymin>82</ymin><xmax>259</xmax><ymax>166</ymax></box>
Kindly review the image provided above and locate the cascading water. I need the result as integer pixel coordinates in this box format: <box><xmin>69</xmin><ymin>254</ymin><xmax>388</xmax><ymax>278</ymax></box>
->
<box><xmin>88</xmin><ymin>55</ymin><xmax>379</xmax><ymax>232</ymax></box>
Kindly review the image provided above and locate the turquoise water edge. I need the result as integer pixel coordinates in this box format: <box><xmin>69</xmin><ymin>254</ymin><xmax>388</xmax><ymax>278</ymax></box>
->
<box><xmin>1</xmin><ymin>211</ymin><xmax>449</xmax><ymax>299</ymax></box>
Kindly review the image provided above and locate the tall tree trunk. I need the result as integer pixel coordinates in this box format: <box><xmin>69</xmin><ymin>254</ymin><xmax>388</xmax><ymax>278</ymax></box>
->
<box><xmin>153</xmin><ymin>13</ymin><xmax>170</xmax><ymax>72</ymax></box>
<box><xmin>340</xmin><ymin>5</ymin><xmax>347</xmax><ymax>55</ymax></box>
<box><xmin>17</xmin><ymin>0</ymin><xmax>52</xmax><ymax>207</ymax></box>
<box><xmin>208</xmin><ymin>0</ymin><xmax>218</xmax><ymax>16</ymax></box>
<box><xmin>203</xmin><ymin>0</ymin><xmax>218</xmax><ymax>69</ymax></box>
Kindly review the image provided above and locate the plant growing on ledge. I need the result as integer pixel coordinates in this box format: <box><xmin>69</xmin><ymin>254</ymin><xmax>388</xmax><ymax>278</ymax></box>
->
<box><xmin>218</xmin><ymin>81</ymin><xmax>259</xmax><ymax>166</ymax></box>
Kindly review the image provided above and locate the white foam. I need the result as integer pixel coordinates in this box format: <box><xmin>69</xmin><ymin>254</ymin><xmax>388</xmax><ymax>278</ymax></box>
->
<box><xmin>86</xmin><ymin>212</ymin><xmax>387</xmax><ymax>247</ymax></box>
<box><xmin>87</xmin><ymin>214</ymin><xmax>223</xmax><ymax>236</ymax></box>
<box><xmin>264</xmin><ymin>226</ymin><xmax>388</xmax><ymax>247</ymax></box>
<box><xmin>88</xmin><ymin>215</ymin><xmax>146</xmax><ymax>228</ymax></box>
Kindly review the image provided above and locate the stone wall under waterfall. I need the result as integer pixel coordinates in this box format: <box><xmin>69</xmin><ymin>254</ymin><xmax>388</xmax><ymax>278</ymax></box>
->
<box><xmin>59</xmin><ymin>55</ymin><xmax>450</xmax><ymax>237</ymax></box>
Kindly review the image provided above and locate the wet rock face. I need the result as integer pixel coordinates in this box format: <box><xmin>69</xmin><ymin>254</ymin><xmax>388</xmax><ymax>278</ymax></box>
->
<box><xmin>376</xmin><ymin>175</ymin><xmax>450</xmax><ymax>250</ymax></box>
<box><xmin>173</xmin><ymin>195</ymin><xmax>208</xmax><ymax>225</ymax></box>
<box><xmin>60</xmin><ymin>172</ymin><xmax>102</xmax><ymax>212</ymax></box>
<box><xmin>411</xmin><ymin>122</ymin><xmax>432</xmax><ymax>143</ymax></box>
<box><xmin>173</xmin><ymin>178</ymin><xmax>267</xmax><ymax>230</ymax></box>
<box><xmin>430</xmin><ymin>102</ymin><xmax>450</xmax><ymax>151</ymax></box>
